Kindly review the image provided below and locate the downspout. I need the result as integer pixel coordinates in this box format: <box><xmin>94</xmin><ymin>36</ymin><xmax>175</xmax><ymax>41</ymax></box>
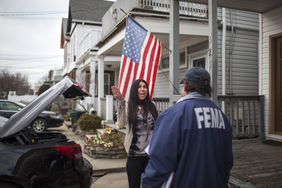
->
<box><xmin>221</xmin><ymin>8</ymin><xmax>226</xmax><ymax>112</ymax></box>
<box><xmin>222</xmin><ymin>8</ymin><xmax>226</xmax><ymax>96</ymax></box>
<box><xmin>229</xmin><ymin>9</ymin><xmax>235</xmax><ymax>94</ymax></box>
<box><xmin>259</xmin><ymin>13</ymin><xmax>262</xmax><ymax>95</ymax></box>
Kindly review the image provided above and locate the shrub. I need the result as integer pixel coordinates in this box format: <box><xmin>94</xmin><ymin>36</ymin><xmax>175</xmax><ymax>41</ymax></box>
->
<box><xmin>89</xmin><ymin>128</ymin><xmax>124</xmax><ymax>149</ymax></box>
<box><xmin>51</xmin><ymin>104</ymin><xmax>60</xmax><ymax>112</ymax></box>
<box><xmin>63</xmin><ymin>114</ymin><xmax>71</xmax><ymax>121</ymax></box>
<box><xmin>77</xmin><ymin>114</ymin><xmax>102</xmax><ymax>132</ymax></box>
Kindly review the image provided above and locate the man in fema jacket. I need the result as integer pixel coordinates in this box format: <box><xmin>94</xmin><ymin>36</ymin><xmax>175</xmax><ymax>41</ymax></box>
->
<box><xmin>142</xmin><ymin>67</ymin><xmax>233</xmax><ymax>188</ymax></box>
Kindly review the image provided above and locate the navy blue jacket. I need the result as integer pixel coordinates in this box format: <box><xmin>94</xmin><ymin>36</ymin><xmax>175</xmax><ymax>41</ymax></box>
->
<box><xmin>142</xmin><ymin>93</ymin><xmax>233</xmax><ymax>188</ymax></box>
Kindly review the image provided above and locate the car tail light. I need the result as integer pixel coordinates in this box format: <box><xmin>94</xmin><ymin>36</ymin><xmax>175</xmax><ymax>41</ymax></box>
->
<box><xmin>53</xmin><ymin>144</ymin><xmax>82</xmax><ymax>160</ymax></box>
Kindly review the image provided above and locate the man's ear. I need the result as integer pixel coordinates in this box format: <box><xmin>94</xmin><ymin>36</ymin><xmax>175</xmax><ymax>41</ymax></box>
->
<box><xmin>184</xmin><ymin>80</ymin><xmax>189</xmax><ymax>94</ymax></box>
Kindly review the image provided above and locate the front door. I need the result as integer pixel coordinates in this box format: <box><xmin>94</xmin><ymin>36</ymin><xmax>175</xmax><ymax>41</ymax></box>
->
<box><xmin>274</xmin><ymin>37</ymin><xmax>282</xmax><ymax>133</ymax></box>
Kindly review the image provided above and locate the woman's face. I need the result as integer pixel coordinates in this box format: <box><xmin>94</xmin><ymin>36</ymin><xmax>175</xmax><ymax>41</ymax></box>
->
<box><xmin>138</xmin><ymin>81</ymin><xmax>148</xmax><ymax>101</ymax></box>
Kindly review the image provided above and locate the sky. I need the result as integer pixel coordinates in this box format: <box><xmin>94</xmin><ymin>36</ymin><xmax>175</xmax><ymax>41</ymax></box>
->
<box><xmin>0</xmin><ymin>0</ymin><xmax>69</xmax><ymax>87</ymax></box>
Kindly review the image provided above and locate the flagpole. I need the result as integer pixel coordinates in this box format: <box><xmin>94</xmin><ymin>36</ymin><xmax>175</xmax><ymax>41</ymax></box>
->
<box><xmin>161</xmin><ymin>43</ymin><xmax>172</xmax><ymax>53</ymax></box>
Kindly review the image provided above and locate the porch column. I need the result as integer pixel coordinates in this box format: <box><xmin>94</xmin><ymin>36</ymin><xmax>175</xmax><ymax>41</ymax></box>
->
<box><xmin>208</xmin><ymin>0</ymin><xmax>218</xmax><ymax>102</ymax></box>
<box><xmin>97</xmin><ymin>56</ymin><xmax>104</xmax><ymax>117</ymax></box>
<box><xmin>169</xmin><ymin>0</ymin><xmax>179</xmax><ymax>106</ymax></box>
<box><xmin>105</xmin><ymin>95</ymin><xmax>114</xmax><ymax>123</ymax></box>
<box><xmin>90</xmin><ymin>59</ymin><xmax>96</xmax><ymax>111</ymax></box>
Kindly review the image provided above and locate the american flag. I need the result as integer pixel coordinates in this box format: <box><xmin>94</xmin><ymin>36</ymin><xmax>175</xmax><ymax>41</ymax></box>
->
<box><xmin>118</xmin><ymin>16</ymin><xmax>162</xmax><ymax>101</ymax></box>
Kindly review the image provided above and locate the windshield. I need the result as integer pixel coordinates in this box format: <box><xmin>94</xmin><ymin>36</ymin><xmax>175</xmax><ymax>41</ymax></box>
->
<box><xmin>15</xmin><ymin>102</ymin><xmax>26</xmax><ymax>108</ymax></box>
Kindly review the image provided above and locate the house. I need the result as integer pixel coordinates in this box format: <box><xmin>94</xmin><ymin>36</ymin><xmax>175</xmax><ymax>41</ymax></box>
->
<box><xmin>95</xmin><ymin>0</ymin><xmax>260</xmax><ymax>137</ymax></box>
<box><xmin>60</xmin><ymin>0</ymin><xmax>114</xmax><ymax>115</ymax></box>
<box><xmin>184</xmin><ymin>0</ymin><xmax>282</xmax><ymax>141</ymax></box>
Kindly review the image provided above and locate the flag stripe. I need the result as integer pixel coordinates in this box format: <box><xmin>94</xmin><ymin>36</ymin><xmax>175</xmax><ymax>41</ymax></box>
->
<box><xmin>120</xmin><ymin>57</ymin><xmax>131</xmax><ymax>94</ymax></box>
<box><xmin>150</xmin><ymin>40</ymin><xmax>162</xmax><ymax>98</ymax></box>
<box><xmin>148</xmin><ymin>39</ymin><xmax>159</xmax><ymax>95</ymax></box>
<box><xmin>143</xmin><ymin>35</ymin><xmax>156</xmax><ymax>82</ymax></box>
<box><xmin>121</xmin><ymin>59</ymin><xmax>133</xmax><ymax>97</ymax></box>
<box><xmin>126</xmin><ymin>61</ymin><xmax>137</xmax><ymax>100</ymax></box>
<box><xmin>133</xmin><ymin>60</ymin><xmax>139</xmax><ymax>82</ymax></box>
<box><xmin>146</xmin><ymin>37</ymin><xmax>158</xmax><ymax>87</ymax></box>
<box><xmin>139</xmin><ymin>33</ymin><xmax>154</xmax><ymax>79</ymax></box>
<box><xmin>118</xmin><ymin>55</ymin><xmax>127</xmax><ymax>88</ymax></box>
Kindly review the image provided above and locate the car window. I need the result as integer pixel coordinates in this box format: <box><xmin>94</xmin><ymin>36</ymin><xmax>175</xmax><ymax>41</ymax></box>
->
<box><xmin>0</xmin><ymin>101</ymin><xmax>21</xmax><ymax>111</ymax></box>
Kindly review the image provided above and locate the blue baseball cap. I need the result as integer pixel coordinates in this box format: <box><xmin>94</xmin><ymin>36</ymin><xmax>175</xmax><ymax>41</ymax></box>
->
<box><xmin>180</xmin><ymin>67</ymin><xmax>210</xmax><ymax>85</ymax></box>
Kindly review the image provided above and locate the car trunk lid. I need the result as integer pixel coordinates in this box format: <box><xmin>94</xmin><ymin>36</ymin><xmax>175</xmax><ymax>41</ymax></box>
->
<box><xmin>0</xmin><ymin>77</ymin><xmax>89</xmax><ymax>138</ymax></box>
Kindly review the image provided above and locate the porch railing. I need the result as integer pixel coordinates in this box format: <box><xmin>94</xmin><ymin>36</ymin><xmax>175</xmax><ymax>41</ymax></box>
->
<box><xmin>218</xmin><ymin>95</ymin><xmax>264</xmax><ymax>139</ymax></box>
<box><xmin>101</xmin><ymin>0</ymin><xmax>208</xmax><ymax>38</ymax></box>
<box><xmin>140</xmin><ymin>0</ymin><xmax>208</xmax><ymax>18</ymax></box>
<box><xmin>152</xmin><ymin>95</ymin><xmax>264</xmax><ymax>139</ymax></box>
<box><xmin>153</xmin><ymin>97</ymin><xmax>170</xmax><ymax>113</ymax></box>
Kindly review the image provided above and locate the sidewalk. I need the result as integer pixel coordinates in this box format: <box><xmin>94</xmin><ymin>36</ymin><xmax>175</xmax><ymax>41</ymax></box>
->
<box><xmin>58</xmin><ymin>125</ymin><xmax>128</xmax><ymax>188</ymax></box>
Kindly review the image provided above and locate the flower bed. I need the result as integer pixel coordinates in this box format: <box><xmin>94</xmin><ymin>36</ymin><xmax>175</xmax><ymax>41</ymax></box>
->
<box><xmin>84</xmin><ymin>128</ymin><xmax>126</xmax><ymax>159</ymax></box>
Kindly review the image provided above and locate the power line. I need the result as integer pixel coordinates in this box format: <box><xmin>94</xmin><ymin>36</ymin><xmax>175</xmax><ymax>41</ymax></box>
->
<box><xmin>0</xmin><ymin>56</ymin><xmax>63</xmax><ymax>61</ymax></box>
<box><xmin>0</xmin><ymin>64</ymin><xmax>62</xmax><ymax>68</ymax></box>
<box><xmin>0</xmin><ymin>11</ymin><xmax>67</xmax><ymax>16</ymax></box>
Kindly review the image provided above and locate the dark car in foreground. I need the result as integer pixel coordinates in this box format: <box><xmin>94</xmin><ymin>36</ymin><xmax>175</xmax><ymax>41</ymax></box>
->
<box><xmin>0</xmin><ymin>77</ymin><xmax>93</xmax><ymax>188</ymax></box>
<box><xmin>0</xmin><ymin>100</ymin><xmax>64</xmax><ymax>133</ymax></box>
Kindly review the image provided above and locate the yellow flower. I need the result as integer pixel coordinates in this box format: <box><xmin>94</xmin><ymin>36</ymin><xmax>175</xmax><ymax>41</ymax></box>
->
<box><xmin>104</xmin><ymin>127</ymin><xmax>112</xmax><ymax>134</ymax></box>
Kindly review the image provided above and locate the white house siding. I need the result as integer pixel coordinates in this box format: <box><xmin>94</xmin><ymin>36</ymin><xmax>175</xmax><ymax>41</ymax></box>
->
<box><xmin>154</xmin><ymin>8</ymin><xmax>259</xmax><ymax>98</ymax></box>
<box><xmin>218</xmin><ymin>8</ymin><xmax>259</xmax><ymax>31</ymax></box>
<box><xmin>154</xmin><ymin>69</ymin><xmax>186</xmax><ymax>98</ymax></box>
<box><xmin>75</xmin><ymin>25</ymin><xmax>101</xmax><ymax>60</ymax></box>
<box><xmin>217</xmin><ymin>29</ymin><xmax>259</xmax><ymax>95</ymax></box>
<box><xmin>262</xmin><ymin>7</ymin><xmax>282</xmax><ymax>140</ymax></box>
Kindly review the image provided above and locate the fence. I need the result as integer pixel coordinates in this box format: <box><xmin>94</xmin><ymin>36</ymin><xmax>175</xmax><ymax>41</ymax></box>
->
<box><xmin>153</xmin><ymin>95</ymin><xmax>264</xmax><ymax>139</ymax></box>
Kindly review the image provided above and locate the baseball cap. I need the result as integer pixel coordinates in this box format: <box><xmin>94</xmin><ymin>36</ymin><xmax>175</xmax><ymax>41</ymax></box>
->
<box><xmin>180</xmin><ymin>67</ymin><xmax>210</xmax><ymax>85</ymax></box>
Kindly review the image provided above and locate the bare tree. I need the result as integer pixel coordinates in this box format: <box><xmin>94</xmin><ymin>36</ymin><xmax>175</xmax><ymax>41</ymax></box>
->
<box><xmin>0</xmin><ymin>69</ymin><xmax>31</xmax><ymax>98</ymax></box>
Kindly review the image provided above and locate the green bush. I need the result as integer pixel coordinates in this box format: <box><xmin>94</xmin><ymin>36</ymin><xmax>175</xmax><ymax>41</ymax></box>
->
<box><xmin>63</xmin><ymin>114</ymin><xmax>71</xmax><ymax>121</ymax></box>
<box><xmin>77</xmin><ymin>114</ymin><xmax>102</xmax><ymax>132</ymax></box>
<box><xmin>51</xmin><ymin>104</ymin><xmax>59</xmax><ymax>112</ymax></box>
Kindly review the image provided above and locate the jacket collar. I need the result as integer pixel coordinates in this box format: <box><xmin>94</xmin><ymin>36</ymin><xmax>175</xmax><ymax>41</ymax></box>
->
<box><xmin>177</xmin><ymin>92</ymin><xmax>211</xmax><ymax>104</ymax></box>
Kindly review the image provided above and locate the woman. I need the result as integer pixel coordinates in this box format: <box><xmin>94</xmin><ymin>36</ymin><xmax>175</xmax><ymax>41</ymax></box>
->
<box><xmin>111</xmin><ymin>79</ymin><xmax>158</xmax><ymax>188</ymax></box>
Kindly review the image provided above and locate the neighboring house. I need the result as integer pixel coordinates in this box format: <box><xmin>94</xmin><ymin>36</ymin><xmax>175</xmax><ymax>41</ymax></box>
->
<box><xmin>48</xmin><ymin>68</ymin><xmax>64</xmax><ymax>84</ymax></box>
<box><xmin>60</xmin><ymin>0</ymin><xmax>114</xmax><ymax>115</ymax></box>
<box><xmin>95</xmin><ymin>0</ymin><xmax>260</xmax><ymax>136</ymax></box>
<box><xmin>7</xmin><ymin>92</ymin><xmax>37</xmax><ymax>103</ymax></box>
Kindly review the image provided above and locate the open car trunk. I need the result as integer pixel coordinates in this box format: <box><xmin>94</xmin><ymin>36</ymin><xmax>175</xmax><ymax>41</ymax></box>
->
<box><xmin>0</xmin><ymin>76</ymin><xmax>89</xmax><ymax>139</ymax></box>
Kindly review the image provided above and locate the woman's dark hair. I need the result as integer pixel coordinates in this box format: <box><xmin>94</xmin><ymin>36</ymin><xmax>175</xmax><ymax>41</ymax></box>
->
<box><xmin>128</xmin><ymin>79</ymin><xmax>158</xmax><ymax>130</ymax></box>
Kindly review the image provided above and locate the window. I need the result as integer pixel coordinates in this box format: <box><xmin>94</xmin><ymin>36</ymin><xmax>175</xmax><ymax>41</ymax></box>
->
<box><xmin>0</xmin><ymin>101</ymin><xmax>20</xmax><ymax>111</ymax></box>
<box><xmin>179</xmin><ymin>51</ymin><xmax>187</xmax><ymax>68</ymax></box>
<box><xmin>188</xmin><ymin>50</ymin><xmax>208</xmax><ymax>70</ymax></box>
<box><xmin>159</xmin><ymin>50</ymin><xmax>187</xmax><ymax>71</ymax></box>
<box><xmin>104</xmin><ymin>73</ymin><xmax>111</xmax><ymax>96</ymax></box>
<box><xmin>85</xmin><ymin>71</ymin><xmax>90</xmax><ymax>92</ymax></box>
<box><xmin>192</xmin><ymin>57</ymin><xmax>206</xmax><ymax>68</ymax></box>
<box><xmin>94</xmin><ymin>72</ymin><xmax>111</xmax><ymax>97</ymax></box>
<box><xmin>161</xmin><ymin>56</ymin><xmax>169</xmax><ymax>70</ymax></box>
